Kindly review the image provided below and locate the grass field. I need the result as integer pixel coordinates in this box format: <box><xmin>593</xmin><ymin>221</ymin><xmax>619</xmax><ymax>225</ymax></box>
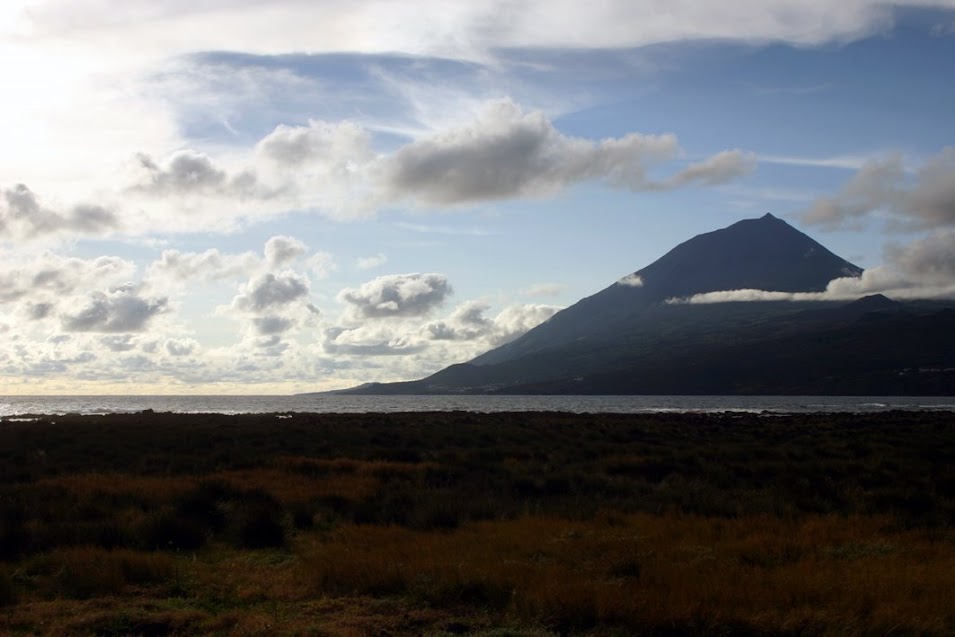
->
<box><xmin>1</xmin><ymin>410</ymin><xmax>953</xmax><ymax>635</ymax></box>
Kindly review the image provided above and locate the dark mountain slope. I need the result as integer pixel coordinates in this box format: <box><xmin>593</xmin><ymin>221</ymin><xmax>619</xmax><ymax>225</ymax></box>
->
<box><xmin>336</xmin><ymin>214</ymin><xmax>955</xmax><ymax>396</ymax></box>
<box><xmin>472</xmin><ymin>213</ymin><xmax>861</xmax><ymax>367</ymax></box>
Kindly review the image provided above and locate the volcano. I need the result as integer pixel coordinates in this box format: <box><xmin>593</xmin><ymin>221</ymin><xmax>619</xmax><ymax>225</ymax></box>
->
<box><xmin>339</xmin><ymin>214</ymin><xmax>955</xmax><ymax>395</ymax></box>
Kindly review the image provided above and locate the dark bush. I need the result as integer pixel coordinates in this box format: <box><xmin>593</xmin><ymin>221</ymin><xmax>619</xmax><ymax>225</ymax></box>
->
<box><xmin>173</xmin><ymin>481</ymin><xmax>238</xmax><ymax>533</ymax></box>
<box><xmin>140</xmin><ymin>510</ymin><xmax>206</xmax><ymax>551</ymax></box>
<box><xmin>228</xmin><ymin>493</ymin><xmax>287</xmax><ymax>549</ymax></box>
<box><xmin>0</xmin><ymin>568</ymin><xmax>15</xmax><ymax>607</ymax></box>
<box><xmin>0</xmin><ymin>498</ymin><xmax>27</xmax><ymax>559</ymax></box>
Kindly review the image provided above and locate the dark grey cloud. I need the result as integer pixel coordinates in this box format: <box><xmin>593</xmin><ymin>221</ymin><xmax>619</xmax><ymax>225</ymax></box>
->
<box><xmin>338</xmin><ymin>273</ymin><xmax>451</xmax><ymax>318</ymax></box>
<box><xmin>252</xmin><ymin>316</ymin><xmax>296</xmax><ymax>335</ymax></box>
<box><xmin>232</xmin><ymin>272</ymin><xmax>309</xmax><ymax>312</ymax></box>
<box><xmin>120</xmin><ymin>355</ymin><xmax>156</xmax><ymax>372</ymax></box>
<box><xmin>253</xmin><ymin>335</ymin><xmax>290</xmax><ymax>357</ymax></box>
<box><xmin>131</xmin><ymin>150</ymin><xmax>263</xmax><ymax>199</ymax></box>
<box><xmin>801</xmin><ymin>149</ymin><xmax>955</xmax><ymax>229</ymax></box>
<box><xmin>67</xmin><ymin>204</ymin><xmax>119</xmax><ymax>234</ymax></box>
<box><xmin>426</xmin><ymin>301</ymin><xmax>492</xmax><ymax>340</ymax></box>
<box><xmin>264</xmin><ymin>235</ymin><xmax>307</xmax><ymax>267</ymax></box>
<box><xmin>101</xmin><ymin>334</ymin><xmax>137</xmax><ymax>352</ymax></box>
<box><xmin>134</xmin><ymin>151</ymin><xmax>226</xmax><ymax>194</ymax></box>
<box><xmin>887</xmin><ymin>229</ymin><xmax>955</xmax><ymax>281</ymax></box>
<box><xmin>165</xmin><ymin>338</ymin><xmax>198</xmax><ymax>356</ymax></box>
<box><xmin>656</xmin><ymin>150</ymin><xmax>756</xmax><ymax>189</ymax></box>
<box><xmin>27</xmin><ymin>303</ymin><xmax>54</xmax><ymax>320</ymax></box>
<box><xmin>62</xmin><ymin>288</ymin><xmax>168</xmax><ymax>333</ymax></box>
<box><xmin>906</xmin><ymin>148</ymin><xmax>955</xmax><ymax>227</ymax></box>
<box><xmin>378</xmin><ymin>100</ymin><xmax>751</xmax><ymax>207</ymax></box>
<box><xmin>1</xmin><ymin>184</ymin><xmax>119</xmax><ymax>238</ymax></box>
<box><xmin>0</xmin><ymin>255</ymin><xmax>135</xmax><ymax>312</ymax></box>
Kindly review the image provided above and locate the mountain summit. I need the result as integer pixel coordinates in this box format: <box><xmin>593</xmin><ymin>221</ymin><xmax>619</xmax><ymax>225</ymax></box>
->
<box><xmin>471</xmin><ymin>212</ymin><xmax>861</xmax><ymax>366</ymax></box>
<box><xmin>631</xmin><ymin>213</ymin><xmax>862</xmax><ymax>300</ymax></box>
<box><xmin>339</xmin><ymin>214</ymin><xmax>954</xmax><ymax>395</ymax></box>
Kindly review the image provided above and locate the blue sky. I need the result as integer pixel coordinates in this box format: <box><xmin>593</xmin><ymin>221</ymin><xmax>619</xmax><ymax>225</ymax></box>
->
<box><xmin>1</xmin><ymin>1</ymin><xmax>954</xmax><ymax>393</ymax></box>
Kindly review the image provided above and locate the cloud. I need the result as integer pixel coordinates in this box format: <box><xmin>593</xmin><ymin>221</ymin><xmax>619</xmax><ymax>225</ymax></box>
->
<box><xmin>5</xmin><ymin>97</ymin><xmax>754</xmax><ymax>238</ymax></box>
<box><xmin>0</xmin><ymin>253</ymin><xmax>136</xmax><ymax>305</ymax></box>
<box><xmin>307</xmin><ymin>252</ymin><xmax>336</xmax><ymax>279</ymax></box>
<box><xmin>617</xmin><ymin>273</ymin><xmax>644</xmax><ymax>287</ymax></box>
<box><xmin>1</xmin><ymin>184</ymin><xmax>119</xmax><ymax>238</ymax></box>
<box><xmin>886</xmin><ymin>229</ymin><xmax>955</xmax><ymax>283</ymax></box>
<box><xmin>357</xmin><ymin>253</ymin><xmax>388</xmax><ymax>271</ymax></box>
<box><xmin>656</xmin><ymin>150</ymin><xmax>757</xmax><ymax>189</ymax></box>
<box><xmin>906</xmin><ymin>148</ymin><xmax>955</xmax><ymax>227</ymax></box>
<box><xmin>426</xmin><ymin>301</ymin><xmax>493</xmax><ymax>341</ymax></box>
<box><xmin>800</xmin><ymin>149</ymin><xmax>955</xmax><ymax>229</ymax></box>
<box><xmin>61</xmin><ymin>286</ymin><xmax>168</xmax><ymax>332</ymax></box>
<box><xmin>800</xmin><ymin>155</ymin><xmax>905</xmax><ymax>228</ymax></box>
<box><xmin>257</xmin><ymin>119</ymin><xmax>372</xmax><ymax>167</ymax></box>
<box><xmin>264</xmin><ymin>235</ymin><xmax>307</xmax><ymax>267</ymax></box>
<box><xmin>489</xmin><ymin>304</ymin><xmax>562</xmax><ymax>346</ymax></box>
<box><xmin>101</xmin><ymin>334</ymin><xmax>137</xmax><ymax>352</ymax></box>
<box><xmin>13</xmin><ymin>1</ymin><xmax>948</xmax><ymax>64</ymax></box>
<box><xmin>323</xmin><ymin>324</ymin><xmax>428</xmax><ymax>356</ymax></box>
<box><xmin>338</xmin><ymin>273</ymin><xmax>451</xmax><ymax>318</ymax></box>
<box><xmin>164</xmin><ymin>337</ymin><xmax>198</xmax><ymax>356</ymax></box>
<box><xmin>232</xmin><ymin>272</ymin><xmax>309</xmax><ymax>312</ymax></box>
<box><xmin>147</xmin><ymin>248</ymin><xmax>259</xmax><ymax>283</ymax></box>
<box><xmin>424</xmin><ymin>301</ymin><xmax>561</xmax><ymax>346</ymax></box>
<box><xmin>129</xmin><ymin>150</ymin><xmax>261</xmax><ymax>198</ymax></box>
<box><xmin>27</xmin><ymin>302</ymin><xmax>54</xmax><ymax>320</ymax></box>
<box><xmin>523</xmin><ymin>283</ymin><xmax>565</xmax><ymax>298</ymax></box>
<box><xmin>379</xmin><ymin>100</ymin><xmax>687</xmax><ymax>206</ymax></box>
<box><xmin>251</xmin><ymin>316</ymin><xmax>296</xmax><ymax>335</ymax></box>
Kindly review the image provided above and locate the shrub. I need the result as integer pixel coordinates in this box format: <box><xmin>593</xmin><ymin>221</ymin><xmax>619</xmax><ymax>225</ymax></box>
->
<box><xmin>140</xmin><ymin>509</ymin><xmax>206</xmax><ymax>551</ymax></box>
<box><xmin>229</xmin><ymin>498</ymin><xmax>287</xmax><ymax>549</ymax></box>
<box><xmin>0</xmin><ymin>568</ymin><xmax>15</xmax><ymax>607</ymax></box>
<box><xmin>0</xmin><ymin>497</ymin><xmax>28</xmax><ymax>558</ymax></box>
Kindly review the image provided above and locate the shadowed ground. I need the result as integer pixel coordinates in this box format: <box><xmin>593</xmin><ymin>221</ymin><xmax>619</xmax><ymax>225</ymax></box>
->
<box><xmin>1</xmin><ymin>410</ymin><xmax>953</xmax><ymax>635</ymax></box>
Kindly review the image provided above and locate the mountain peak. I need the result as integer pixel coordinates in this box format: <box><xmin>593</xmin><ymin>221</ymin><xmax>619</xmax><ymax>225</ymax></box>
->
<box><xmin>471</xmin><ymin>214</ymin><xmax>863</xmax><ymax>367</ymax></box>
<box><xmin>634</xmin><ymin>213</ymin><xmax>862</xmax><ymax>299</ymax></box>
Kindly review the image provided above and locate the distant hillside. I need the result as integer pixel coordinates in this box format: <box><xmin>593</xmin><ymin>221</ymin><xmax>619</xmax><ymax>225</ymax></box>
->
<box><xmin>335</xmin><ymin>214</ymin><xmax>955</xmax><ymax>396</ymax></box>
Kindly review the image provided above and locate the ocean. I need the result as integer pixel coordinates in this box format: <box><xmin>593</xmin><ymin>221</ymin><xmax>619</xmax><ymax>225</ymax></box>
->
<box><xmin>2</xmin><ymin>394</ymin><xmax>955</xmax><ymax>417</ymax></box>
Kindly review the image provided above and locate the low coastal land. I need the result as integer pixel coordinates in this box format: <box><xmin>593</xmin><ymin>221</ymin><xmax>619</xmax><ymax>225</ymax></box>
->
<box><xmin>1</xmin><ymin>410</ymin><xmax>954</xmax><ymax>636</ymax></box>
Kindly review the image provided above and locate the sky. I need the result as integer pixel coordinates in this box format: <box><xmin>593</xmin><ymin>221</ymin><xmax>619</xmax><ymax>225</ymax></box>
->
<box><xmin>1</xmin><ymin>0</ymin><xmax>954</xmax><ymax>395</ymax></box>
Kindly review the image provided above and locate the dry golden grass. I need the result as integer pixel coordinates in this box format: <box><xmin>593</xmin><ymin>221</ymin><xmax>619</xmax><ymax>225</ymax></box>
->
<box><xmin>36</xmin><ymin>472</ymin><xmax>197</xmax><ymax>501</ymax></box>
<box><xmin>23</xmin><ymin>547</ymin><xmax>175</xmax><ymax>599</ymax></box>
<box><xmin>295</xmin><ymin>513</ymin><xmax>955</xmax><ymax>634</ymax></box>
<box><xmin>4</xmin><ymin>513</ymin><xmax>954</xmax><ymax>635</ymax></box>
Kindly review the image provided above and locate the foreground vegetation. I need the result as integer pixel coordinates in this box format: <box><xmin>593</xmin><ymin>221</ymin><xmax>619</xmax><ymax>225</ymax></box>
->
<box><xmin>1</xmin><ymin>410</ymin><xmax>954</xmax><ymax>635</ymax></box>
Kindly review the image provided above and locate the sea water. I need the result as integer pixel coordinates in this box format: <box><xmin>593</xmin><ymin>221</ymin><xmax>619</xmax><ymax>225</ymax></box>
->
<box><xmin>1</xmin><ymin>394</ymin><xmax>954</xmax><ymax>416</ymax></box>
